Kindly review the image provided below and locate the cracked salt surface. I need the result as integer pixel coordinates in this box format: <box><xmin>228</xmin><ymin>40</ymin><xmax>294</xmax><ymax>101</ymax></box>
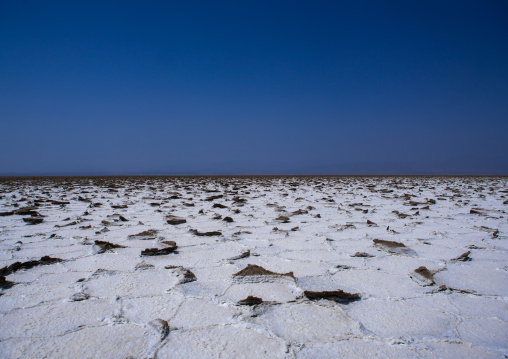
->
<box><xmin>0</xmin><ymin>176</ymin><xmax>507</xmax><ymax>358</ymax></box>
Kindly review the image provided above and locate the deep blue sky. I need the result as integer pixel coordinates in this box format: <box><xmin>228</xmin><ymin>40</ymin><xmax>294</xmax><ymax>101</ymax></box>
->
<box><xmin>1</xmin><ymin>1</ymin><xmax>507</xmax><ymax>175</ymax></box>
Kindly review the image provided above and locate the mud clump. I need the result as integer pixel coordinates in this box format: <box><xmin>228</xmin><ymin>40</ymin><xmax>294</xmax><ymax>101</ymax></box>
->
<box><xmin>166</xmin><ymin>217</ymin><xmax>186</xmax><ymax>225</ymax></box>
<box><xmin>0</xmin><ymin>256</ymin><xmax>63</xmax><ymax>276</ymax></box>
<box><xmin>415</xmin><ymin>266</ymin><xmax>433</xmax><ymax>279</ymax></box>
<box><xmin>135</xmin><ymin>262</ymin><xmax>155</xmax><ymax>271</ymax></box>
<box><xmin>69</xmin><ymin>292</ymin><xmax>90</xmax><ymax>302</ymax></box>
<box><xmin>233</xmin><ymin>264</ymin><xmax>294</xmax><ymax>278</ymax></box>
<box><xmin>128</xmin><ymin>229</ymin><xmax>158</xmax><ymax>240</ymax></box>
<box><xmin>189</xmin><ymin>229</ymin><xmax>222</xmax><ymax>236</ymax></box>
<box><xmin>180</xmin><ymin>269</ymin><xmax>197</xmax><ymax>283</ymax></box>
<box><xmin>14</xmin><ymin>207</ymin><xmax>40</xmax><ymax>215</ymax></box>
<box><xmin>23</xmin><ymin>217</ymin><xmax>44</xmax><ymax>225</ymax></box>
<box><xmin>55</xmin><ymin>221</ymin><xmax>78</xmax><ymax>228</ymax></box>
<box><xmin>451</xmin><ymin>251</ymin><xmax>471</xmax><ymax>262</ymax></box>
<box><xmin>111</xmin><ymin>204</ymin><xmax>128</xmax><ymax>209</ymax></box>
<box><xmin>148</xmin><ymin>319</ymin><xmax>169</xmax><ymax>341</ymax></box>
<box><xmin>410</xmin><ymin>266</ymin><xmax>435</xmax><ymax>286</ymax></box>
<box><xmin>275</xmin><ymin>216</ymin><xmax>290</xmax><ymax>223</ymax></box>
<box><xmin>373</xmin><ymin>239</ymin><xmax>406</xmax><ymax>248</ymax></box>
<box><xmin>0</xmin><ymin>275</ymin><xmax>15</xmax><ymax>289</ymax></box>
<box><xmin>238</xmin><ymin>296</ymin><xmax>263</xmax><ymax>306</ymax></box>
<box><xmin>228</xmin><ymin>250</ymin><xmax>250</xmax><ymax>261</ymax></box>
<box><xmin>205</xmin><ymin>195</ymin><xmax>223</xmax><ymax>201</ymax></box>
<box><xmin>351</xmin><ymin>252</ymin><xmax>374</xmax><ymax>258</ymax></box>
<box><xmin>161</xmin><ymin>240</ymin><xmax>177</xmax><ymax>247</ymax></box>
<box><xmin>304</xmin><ymin>290</ymin><xmax>361</xmax><ymax>304</ymax></box>
<box><xmin>93</xmin><ymin>240</ymin><xmax>127</xmax><ymax>254</ymax></box>
<box><xmin>373</xmin><ymin>239</ymin><xmax>415</xmax><ymax>255</ymax></box>
<box><xmin>141</xmin><ymin>243</ymin><xmax>177</xmax><ymax>256</ymax></box>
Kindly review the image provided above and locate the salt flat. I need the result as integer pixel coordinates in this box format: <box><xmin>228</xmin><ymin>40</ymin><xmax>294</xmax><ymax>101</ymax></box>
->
<box><xmin>0</xmin><ymin>176</ymin><xmax>507</xmax><ymax>358</ymax></box>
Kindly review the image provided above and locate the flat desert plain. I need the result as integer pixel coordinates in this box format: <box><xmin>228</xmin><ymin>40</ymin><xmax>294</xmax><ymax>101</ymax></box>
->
<box><xmin>0</xmin><ymin>176</ymin><xmax>507</xmax><ymax>358</ymax></box>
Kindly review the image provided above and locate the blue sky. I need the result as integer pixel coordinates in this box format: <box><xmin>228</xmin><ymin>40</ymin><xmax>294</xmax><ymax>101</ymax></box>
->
<box><xmin>1</xmin><ymin>1</ymin><xmax>507</xmax><ymax>175</ymax></box>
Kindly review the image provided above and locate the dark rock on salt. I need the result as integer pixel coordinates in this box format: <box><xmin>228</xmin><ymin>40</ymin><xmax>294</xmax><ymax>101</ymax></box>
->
<box><xmin>212</xmin><ymin>203</ymin><xmax>227</xmax><ymax>209</ymax></box>
<box><xmin>223</xmin><ymin>216</ymin><xmax>234</xmax><ymax>222</ymax></box>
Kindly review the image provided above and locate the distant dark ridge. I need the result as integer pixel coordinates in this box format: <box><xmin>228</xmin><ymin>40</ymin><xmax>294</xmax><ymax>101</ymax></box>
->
<box><xmin>1</xmin><ymin>174</ymin><xmax>507</xmax><ymax>181</ymax></box>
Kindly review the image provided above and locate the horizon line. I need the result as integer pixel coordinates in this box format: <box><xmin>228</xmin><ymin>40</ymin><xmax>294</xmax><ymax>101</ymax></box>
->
<box><xmin>1</xmin><ymin>173</ymin><xmax>507</xmax><ymax>178</ymax></box>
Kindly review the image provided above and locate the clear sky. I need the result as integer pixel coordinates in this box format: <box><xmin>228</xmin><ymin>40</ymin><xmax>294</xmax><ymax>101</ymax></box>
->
<box><xmin>1</xmin><ymin>1</ymin><xmax>507</xmax><ymax>175</ymax></box>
